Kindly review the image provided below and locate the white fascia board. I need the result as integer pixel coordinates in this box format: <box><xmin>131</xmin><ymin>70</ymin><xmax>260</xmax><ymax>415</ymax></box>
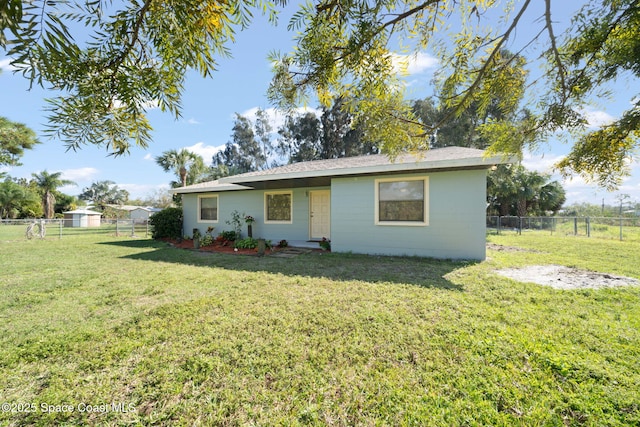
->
<box><xmin>169</xmin><ymin>183</ymin><xmax>253</xmax><ymax>194</ymax></box>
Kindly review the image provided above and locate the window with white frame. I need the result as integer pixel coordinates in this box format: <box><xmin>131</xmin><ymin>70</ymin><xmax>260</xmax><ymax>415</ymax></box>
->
<box><xmin>375</xmin><ymin>177</ymin><xmax>428</xmax><ymax>225</ymax></box>
<box><xmin>264</xmin><ymin>191</ymin><xmax>292</xmax><ymax>223</ymax></box>
<box><xmin>198</xmin><ymin>195</ymin><xmax>218</xmax><ymax>222</ymax></box>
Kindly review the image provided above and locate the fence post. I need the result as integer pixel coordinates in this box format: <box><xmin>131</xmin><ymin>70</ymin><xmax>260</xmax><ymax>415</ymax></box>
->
<box><xmin>518</xmin><ymin>217</ymin><xmax>522</xmax><ymax>235</ymax></box>
<box><xmin>131</xmin><ymin>220</ymin><xmax>135</xmax><ymax>237</ymax></box>
<box><xmin>574</xmin><ymin>217</ymin><xmax>578</xmax><ymax>236</ymax></box>
<box><xmin>586</xmin><ymin>217</ymin><xmax>590</xmax><ymax>237</ymax></box>
<box><xmin>59</xmin><ymin>219</ymin><xmax>62</xmax><ymax>240</ymax></box>
<box><xmin>620</xmin><ymin>216</ymin><xmax>623</xmax><ymax>241</ymax></box>
<box><xmin>116</xmin><ymin>220</ymin><xmax>119</xmax><ymax>237</ymax></box>
<box><xmin>497</xmin><ymin>216</ymin><xmax>501</xmax><ymax>235</ymax></box>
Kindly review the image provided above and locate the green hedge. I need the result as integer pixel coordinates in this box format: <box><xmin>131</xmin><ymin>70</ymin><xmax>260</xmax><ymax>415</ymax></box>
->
<box><xmin>149</xmin><ymin>207</ymin><xmax>183</xmax><ymax>239</ymax></box>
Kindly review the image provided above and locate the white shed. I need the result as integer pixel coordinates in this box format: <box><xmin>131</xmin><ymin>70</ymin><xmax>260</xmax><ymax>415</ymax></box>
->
<box><xmin>106</xmin><ymin>205</ymin><xmax>161</xmax><ymax>221</ymax></box>
<box><xmin>63</xmin><ymin>208</ymin><xmax>102</xmax><ymax>228</ymax></box>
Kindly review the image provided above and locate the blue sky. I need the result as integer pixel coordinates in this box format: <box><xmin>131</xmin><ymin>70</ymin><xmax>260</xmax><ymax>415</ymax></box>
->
<box><xmin>1</xmin><ymin>1</ymin><xmax>638</xmax><ymax>208</ymax></box>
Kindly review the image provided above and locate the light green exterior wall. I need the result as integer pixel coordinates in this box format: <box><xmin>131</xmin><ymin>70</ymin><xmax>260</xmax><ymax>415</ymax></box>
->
<box><xmin>330</xmin><ymin>170</ymin><xmax>487</xmax><ymax>259</ymax></box>
<box><xmin>182</xmin><ymin>187</ymin><xmax>330</xmax><ymax>242</ymax></box>
<box><xmin>181</xmin><ymin>169</ymin><xmax>487</xmax><ymax>259</ymax></box>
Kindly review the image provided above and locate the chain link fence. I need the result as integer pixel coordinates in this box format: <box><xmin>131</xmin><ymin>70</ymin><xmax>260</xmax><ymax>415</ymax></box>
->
<box><xmin>0</xmin><ymin>218</ymin><xmax>151</xmax><ymax>241</ymax></box>
<box><xmin>487</xmin><ymin>216</ymin><xmax>640</xmax><ymax>242</ymax></box>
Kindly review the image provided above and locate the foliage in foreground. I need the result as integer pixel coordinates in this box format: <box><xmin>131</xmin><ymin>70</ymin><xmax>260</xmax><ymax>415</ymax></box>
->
<box><xmin>0</xmin><ymin>233</ymin><xmax>638</xmax><ymax>425</ymax></box>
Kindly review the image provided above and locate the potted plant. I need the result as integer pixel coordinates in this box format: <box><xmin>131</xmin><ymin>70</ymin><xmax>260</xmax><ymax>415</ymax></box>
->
<box><xmin>244</xmin><ymin>215</ymin><xmax>255</xmax><ymax>238</ymax></box>
<box><xmin>192</xmin><ymin>228</ymin><xmax>201</xmax><ymax>249</ymax></box>
<box><xmin>319</xmin><ymin>237</ymin><xmax>331</xmax><ymax>251</ymax></box>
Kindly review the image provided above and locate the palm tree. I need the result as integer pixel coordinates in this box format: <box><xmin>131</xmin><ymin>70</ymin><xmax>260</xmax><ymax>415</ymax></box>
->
<box><xmin>0</xmin><ymin>180</ymin><xmax>26</xmax><ymax>218</ymax></box>
<box><xmin>487</xmin><ymin>164</ymin><xmax>517</xmax><ymax>216</ymax></box>
<box><xmin>155</xmin><ymin>149</ymin><xmax>204</xmax><ymax>188</ymax></box>
<box><xmin>31</xmin><ymin>171</ymin><xmax>75</xmax><ymax>218</ymax></box>
<box><xmin>513</xmin><ymin>167</ymin><xmax>547</xmax><ymax>217</ymax></box>
<box><xmin>538</xmin><ymin>181</ymin><xmax>566</xmax><ymax>215</ymax></box>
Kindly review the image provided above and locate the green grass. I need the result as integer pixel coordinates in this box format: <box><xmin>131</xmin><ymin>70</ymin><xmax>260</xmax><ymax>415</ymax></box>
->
<box><xmin>1</xmin><ymin>233</ymin><xmax>639</xmax><ymax>426</ymax></box>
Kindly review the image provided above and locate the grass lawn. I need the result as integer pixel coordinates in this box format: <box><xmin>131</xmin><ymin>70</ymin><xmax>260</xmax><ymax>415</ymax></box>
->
<box><xmin>1</xmin><ymin>233</ymin><xmax>638</xmax><ymax>426</ymax></box>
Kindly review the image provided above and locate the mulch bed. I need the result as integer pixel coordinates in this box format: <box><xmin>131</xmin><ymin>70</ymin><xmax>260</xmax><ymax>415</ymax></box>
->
<box><xmin>161</xmin><ymin>238</ymin><xmax>324</xmax><ymax>257</ymax></box>
<box><xmin>162</xmin><ymin>238</ymin><xmax>261</xmax><ymax>255</ymax></box>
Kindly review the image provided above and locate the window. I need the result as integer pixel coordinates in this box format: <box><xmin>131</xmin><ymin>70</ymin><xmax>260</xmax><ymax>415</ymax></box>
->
<box><xmin>375</xmin><ymin>178</ymin><xmax>428</xmax><ymax>225</ymax></box>
<box><xmin>265</xmin><ymin>192</ymin><xmax>292</xmax><ymax>223</ymax></box>
<box><xmin>198</xmin><ymin>195</ymin><xmax>218</xmax><ymax>222</ymax></box>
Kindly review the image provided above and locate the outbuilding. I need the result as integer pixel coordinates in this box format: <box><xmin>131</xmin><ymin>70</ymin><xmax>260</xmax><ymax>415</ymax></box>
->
<box><xmin>63</xmin><ymin>208</ymin><xmax>102</xmax><ymax>228</ymax></box>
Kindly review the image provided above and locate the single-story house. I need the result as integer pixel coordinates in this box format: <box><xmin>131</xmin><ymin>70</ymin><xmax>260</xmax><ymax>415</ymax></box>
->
<box><xmin>170</xmin><ymin>147</ymin><xmax>511</xmax><ymax>260</ymax></box>
<box><xmin>106</xmin><ymin>205</ymin><xmax>162</xmax><ymax>221</ymax></box>
<box><xmin>63</xmin><ymin>208</ymin><xmax>102</xmax><ymax>228</ymax></box>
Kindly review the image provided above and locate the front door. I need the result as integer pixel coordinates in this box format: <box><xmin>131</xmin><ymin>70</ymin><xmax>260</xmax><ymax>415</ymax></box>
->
<box><xmin>310</xmin><ymin>190</ymin><xmax>331</xmax><ymax>240</ymax></box>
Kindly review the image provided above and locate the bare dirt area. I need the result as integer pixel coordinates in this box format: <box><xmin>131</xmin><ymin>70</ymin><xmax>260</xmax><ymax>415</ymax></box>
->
<box><xmin>496</xmin><ymin>265</ymin><xmax>640</xmax><ymax>290</ymax></box>
<box><xmin>487</xmin><ymin>243</ymin><xmax>540</xmax><ymax>253</ymax></box>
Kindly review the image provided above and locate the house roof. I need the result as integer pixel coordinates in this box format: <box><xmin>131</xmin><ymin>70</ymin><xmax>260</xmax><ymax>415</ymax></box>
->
<box><xmin>171</xmin><ymin>147</ymin><xmax>512</xmax><ymax>194</ymax></box>
<box><xmin>170</xmin><ymin>180</ymin><xmax>254</xmax><ymax>194</ymax></box>
<box><xmin>63</xmin><ymin>208</ymin><xmax>103</xmax><ymax>215</ymax></box>
<box><xmin>105</xmin><ymin>204</ymin><xmax>162</xmax><ymax>212</ymax></box>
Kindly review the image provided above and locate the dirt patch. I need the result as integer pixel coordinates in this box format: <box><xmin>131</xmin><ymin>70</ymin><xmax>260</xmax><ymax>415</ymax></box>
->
<box><xmin>496</xmin><ymin>265</ymin><xmax>640</xmax><ymax>290</ymax></box>
<box><xmin>487</xmin><ymin>243</ymin><xmax>540</xmax><ymax>253</ymax></box>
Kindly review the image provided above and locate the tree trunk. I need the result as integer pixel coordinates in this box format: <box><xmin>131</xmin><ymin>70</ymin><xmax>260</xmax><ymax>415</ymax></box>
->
<box><xmin>180</xmin><ymin>167</ymin><xmax>187</xmax><ymax>187</ymax></box>
<box><xmin>43</xmin><ymin>191</ymin><xmax>56</xmax><ymax>219</ymax></box>
<box><xmin>516</xmin><ymin>198</ymin><xmax>527</xmax><ymax>218</ymax></box>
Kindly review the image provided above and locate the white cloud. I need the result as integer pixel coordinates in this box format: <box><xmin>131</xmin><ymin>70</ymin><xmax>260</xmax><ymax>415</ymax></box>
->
<box><xmin>57</xmin><ymin>167</ymin><xmax>100</xmax><ymax>196</ymax></box>
<box><xmin>581</xmin><ymin>108</ymin><xmax>616</xmax><ymax>129</ymax></box>
<box><xmin>143</xmin><ymin>153</ymin><xmax>154</xmax><ymax>161</ymax></box>
<box><xmin>561</xmin><ymin>174</ymin><xmax>589</xmax><ymax>189</ymax></box>
<box><xmin>0</xmin><ymin>57</ymin><xmax>17</xmax><ymax>72</ymax></box>
<box><xmin>61</xmin><ymin>167</ymin><xmax>99</xmax><ymax>181</ymax></box>
<box><xmin>391</xmin><ymin>52</ymin><xmax>439</xmax><ymax>76</ymax></box>
<box><xmin>186</xmin><ymin>118</ymin><xmax>200</xmax><ymax>125</ymax></box>
<box><xmin>184</xmin><ymin>142</ymin><xmax>225</xmax><ymax>165</ymax></box>
<box><xmin>521</xmin><ymin>151</ymin><xmax>564</xmax><ymax>174</ymax></box>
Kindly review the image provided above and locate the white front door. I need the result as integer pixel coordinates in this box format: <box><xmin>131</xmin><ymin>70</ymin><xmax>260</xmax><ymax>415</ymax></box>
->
<box><xmin>310</xmin><ymin>190</ymin><xmax>331</xmax><ymax>240</ymax></box>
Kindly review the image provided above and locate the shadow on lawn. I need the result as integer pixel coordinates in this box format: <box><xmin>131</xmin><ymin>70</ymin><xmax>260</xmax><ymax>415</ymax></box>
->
<box><xmin>101</xmin><ymin>239</ymin><xmax>468</xmax><ymax>290</ymax></box>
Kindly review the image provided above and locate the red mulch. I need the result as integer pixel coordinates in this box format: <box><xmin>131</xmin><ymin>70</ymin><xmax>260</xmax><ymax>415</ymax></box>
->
<box><xmin>161</xmin><ymin>238</ymin><xmax>273</xmax><ymax>256</ymax></box>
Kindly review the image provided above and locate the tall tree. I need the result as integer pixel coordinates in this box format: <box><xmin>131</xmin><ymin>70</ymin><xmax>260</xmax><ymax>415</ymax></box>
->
<box><xmin>156</xmin><ymin>149</ymin><xmax>205</xmax><ymax>188</ymax></box>
<box><xmin>413</xmin><ymin>51</ymin><xmax>529</xmax><ymax>149</ymax></box>
<box><xmin>487</xmin><ymin>165</ymin><xmax>566</xmax><ymax>216</ymax></box>
<box><xmin>78</xmin><ymin>180</ymin><xmax>129</xmax><ymax>210</ymax></box>
<box><xmin>269</xmin><ymin>0</ymin><xmax>640</xmax><ymax>189</ymax></box>
<box><xmin>276</xmin><ymin>112</ymin><xmax>323</xmax><ymax>162</ymax></box>
<box><xmin>211</xmin><ymin>114</ymin><xmax>268</xmax><ymax>175</ymax></box>
<box><xmin>487</xmin><ymin>165</ymin><xmax>518</xmax><ymax>217</ymax></box>
<box><xmin>31</xmin><ymin>170</ymin><xmax>75</xmax><ymax>218</ymax></box>
<box><xmin>0</xmin><ymin>179</ymin><xmax>41</xmax><ymax>218</ymax></box>
<box><xmin>0</xmin><ymin>117</ymin><xmax>39</xmax><ymax>166</ymax></box>
<box><xmin>54</xmin><ymin>193</ymin><xmax>78</xmax><ymax>215</ymax></box>
<box><xmin>513</xmin><ymin>168</ymin><xmax>548</xmax><ymax>218</ymax></box>
<box><xmin>276</xmin><ymin>98</ymin><xmax>378</xmax><ymax>163</ymax></box>
<box><xmin>537</xmin><ymin>181</ymin><xmax>566</xmax><ymax>215</ymax></box>
<box><xmin>319</xmin><ymin>96</ymin><xmax>377</xmax><ymax>159</ymax></box>
<box><xmin>254</xmin><ymin>108</ymin><xmax>274</xmax><ymax>166</ymax></box>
